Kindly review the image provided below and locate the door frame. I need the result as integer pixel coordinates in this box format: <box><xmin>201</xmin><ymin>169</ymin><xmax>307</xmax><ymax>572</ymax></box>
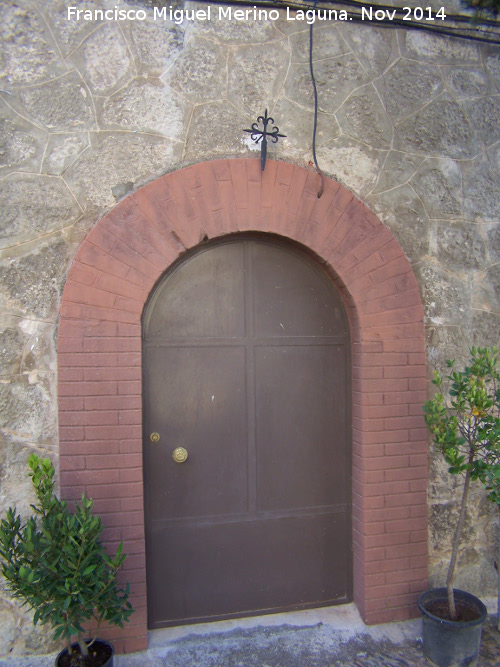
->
<box><xmin>57</xmin><ymin>158</ymin><xmax>428</xmax><ymax>653</ymax></box>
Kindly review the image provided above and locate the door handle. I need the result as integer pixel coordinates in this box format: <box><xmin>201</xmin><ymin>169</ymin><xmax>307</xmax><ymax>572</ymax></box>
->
<box><xmin>172</xmin><ymin>447</ymin><xmax>188</xmax><ymax>463</ymax></box>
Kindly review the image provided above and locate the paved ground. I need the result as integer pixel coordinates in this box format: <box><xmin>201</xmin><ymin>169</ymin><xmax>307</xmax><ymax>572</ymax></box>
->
<box><xmin>480</xmin><ymin>621</ymin><xmax>500</xmax><ymax>667</ymax></box>
<box><xmin>115</xmin><ymin>604</ymin><xmax>500</xmax><ymax>667</ymax></box>
<box><xmin>115</xmin><ymin>619</ymin><xmax>500</xmax><ymax>667</ymax></box>
<box><xmin>3</xmin><ymin>603</ymin><xmax>499</xmax><ymax>666</ymax></box>
<box><xmin>119</xmin><ymin>623</ymin><xmax>430</xmax><ymax>667</ymax></box>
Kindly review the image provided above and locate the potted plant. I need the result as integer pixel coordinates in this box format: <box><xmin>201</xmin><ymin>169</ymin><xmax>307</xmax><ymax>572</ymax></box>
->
<box><xmin>0</xmin><ymin>454</ymin><xmax>134</xmax><ymax>667</ymax></box>
<box><xmin>419</xmin><ymin>346</ymin><xmax>500</xmax><ymax>667</ymax></box>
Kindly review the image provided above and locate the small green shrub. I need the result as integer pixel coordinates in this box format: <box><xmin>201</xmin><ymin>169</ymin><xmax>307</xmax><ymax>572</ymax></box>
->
<box><xmin>424</xmin><ymin>346</ymin><xmax>500</xmax><ymax>619</ymax></box>
<box><xmin>0</xmin><ymin>454</ymin><xmax>134</xmax><ymax>661</ymax></box>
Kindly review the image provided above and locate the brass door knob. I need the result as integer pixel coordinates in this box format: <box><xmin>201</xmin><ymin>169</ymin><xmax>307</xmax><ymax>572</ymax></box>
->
<box><xmin>172</xmin><ymin>447</ymin><xmax>188</xmax><ymax>463</ymax></box>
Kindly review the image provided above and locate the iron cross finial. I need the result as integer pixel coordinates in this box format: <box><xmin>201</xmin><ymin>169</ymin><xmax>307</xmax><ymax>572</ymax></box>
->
<box><xmin>243</xmin><ymin>109</ymin><xmax>286</xmax><ymax>171</ymax></box>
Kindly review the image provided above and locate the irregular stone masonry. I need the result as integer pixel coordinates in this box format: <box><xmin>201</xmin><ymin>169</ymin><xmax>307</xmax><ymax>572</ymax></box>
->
<box><xmin>0</xmin><ymin>0</ymin><xmax>499</xmax><ymax>656</ymax></box>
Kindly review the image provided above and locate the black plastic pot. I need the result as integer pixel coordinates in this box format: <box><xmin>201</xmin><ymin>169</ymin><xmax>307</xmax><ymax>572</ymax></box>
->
<box><xmin>418</xmin><ymin>588</ymin><xmax>487</xmax><ymax>667</ymax></box>
<box><xmin>55</xmin><ymin>639</ymin><xmax>114</xmax><ymax>667</ymax></box>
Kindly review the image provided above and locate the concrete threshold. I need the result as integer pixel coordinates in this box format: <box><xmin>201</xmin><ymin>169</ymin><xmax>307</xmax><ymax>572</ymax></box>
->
<box><xmin>116</xmin><ymin>603</ymin><xmax>425</xmax><ymax>667</ymax></box>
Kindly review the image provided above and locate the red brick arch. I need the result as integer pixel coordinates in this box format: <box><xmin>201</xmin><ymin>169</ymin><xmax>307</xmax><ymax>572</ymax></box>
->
<box><xmin>58</xmin><ymin>159</ymin><xmax>427</xmax><ymax>653</ymax></box>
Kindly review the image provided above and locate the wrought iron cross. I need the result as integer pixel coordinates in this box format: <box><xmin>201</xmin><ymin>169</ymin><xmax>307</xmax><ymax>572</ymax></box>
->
<box><xmin>243</xmin><ymin>110</ymin><xmax>286</xmax><ymax>171</ymax></box>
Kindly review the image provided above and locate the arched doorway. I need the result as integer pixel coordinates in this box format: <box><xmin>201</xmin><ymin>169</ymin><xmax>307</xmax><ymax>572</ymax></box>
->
<box><xmin>142</xmin><ymin>235</ymin><xmax>351</xmax><ymax>627</ymax></box>
<box><xmin>57</xmin><ymin>159</ymin><xmax>427</xmax><ymax>653</ymax></box>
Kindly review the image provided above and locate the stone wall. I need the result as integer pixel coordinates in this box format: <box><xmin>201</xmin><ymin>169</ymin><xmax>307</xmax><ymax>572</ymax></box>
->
<box><xmin>0</xmin><ymin>0</ymin><xmax>499</xmax><ymax>656</ymax></box>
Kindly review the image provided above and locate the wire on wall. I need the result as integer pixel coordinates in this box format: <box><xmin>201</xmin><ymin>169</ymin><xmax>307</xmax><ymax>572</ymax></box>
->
<box><xmin>210</xmin><ymin>0</ymin><xmax>500</xmax><ymax>45</ymax></box>
<box><xmin>309</xmin><ymin>0</ymin><xmax>325</xmax><ymax>198</ymax></box>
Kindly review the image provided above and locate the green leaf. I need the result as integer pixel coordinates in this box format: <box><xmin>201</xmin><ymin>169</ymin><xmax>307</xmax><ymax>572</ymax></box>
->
<box><xmin>0</xmin><ymin>455</ymin><xmax>135</xmax><ymax>648</ymax></box>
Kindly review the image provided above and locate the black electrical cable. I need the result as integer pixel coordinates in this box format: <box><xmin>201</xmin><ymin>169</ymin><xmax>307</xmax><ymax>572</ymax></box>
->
<box><xmin>274</xmin><ymin>0</ymin><xmax>500</xmax><ymax>27</ymax></box>
<box><xmin>205</xmin><ymin>0</ymin><xmax>500</xmax><ymax>45</ymax></box>
<box><xmin>309</xmin><ymin>0</ymin><xmax>324</xmax><ymax>198</ymax></box>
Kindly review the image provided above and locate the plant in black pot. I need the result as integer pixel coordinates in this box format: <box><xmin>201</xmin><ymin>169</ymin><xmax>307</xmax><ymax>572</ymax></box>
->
<box><xmin>474</xmin><ymin>449</ymin><xmax>500</xmax><ymax>631</ymax></box>
<box><xmin>0</xmin><ymin>454</ymin><xmax>134</xmax><ymax>667</ymax></box>
<box><xmin>420</xmin><ymin>346</ymin><xmax>500</xmax><ymax>667</ymax></box>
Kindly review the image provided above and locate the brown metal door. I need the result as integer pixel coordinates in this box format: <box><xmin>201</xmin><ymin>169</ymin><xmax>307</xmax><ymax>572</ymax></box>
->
<box><xmin>143</xmin><ymin>237</ymin><xmax>351</xmax><ymax>628</ymax></box>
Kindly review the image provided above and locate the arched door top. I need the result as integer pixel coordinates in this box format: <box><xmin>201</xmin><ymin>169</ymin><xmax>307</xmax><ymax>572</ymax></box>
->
<box><xmin>58</xmin><ymin>159</ymin><xmax>427</xmax><ymax>651</ymax></box>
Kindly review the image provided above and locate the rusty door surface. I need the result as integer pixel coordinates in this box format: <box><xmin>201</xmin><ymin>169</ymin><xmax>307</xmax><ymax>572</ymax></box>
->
<box><xmin>143</xmin><ymin>236</ymin><xmax>351</xmax><ymax>628</ymax></box>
